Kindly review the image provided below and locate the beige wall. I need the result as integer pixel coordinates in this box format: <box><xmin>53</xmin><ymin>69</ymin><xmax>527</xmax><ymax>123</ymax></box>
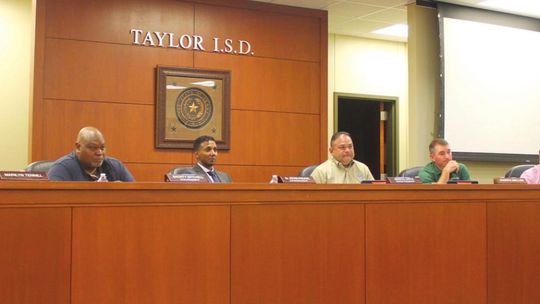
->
<box><xmin>0</xmin><ymin>0</ymin><xmax>33</xmax><ymax>170</ymax></box>
<box><xmin>328</xmin><ymin>34</ymin><xmax>409</xmax><ymax>171</ymax></box>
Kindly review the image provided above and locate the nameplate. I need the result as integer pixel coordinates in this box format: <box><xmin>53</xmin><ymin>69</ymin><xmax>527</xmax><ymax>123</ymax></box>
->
<box><xmin>447</xmin><ymin>180</ymin><xmax>479</xmax><ymax>184</ymax></box>
<box><xmin>165</xmin><ymin>173</ymin><xmax>208</xmax><ymax>183</ymax></box>
<box><xmin>494</xmin><ymin>177</ymin><xmax>527</xmax><ymax>184</ymax></box>
<box><xmin>387</xmin><ymin>176</ymin><xmax>421</xmax><ymax>184</ymax></box>
<box><xmin>0</xmin><ymin>171</ymin><xmax>48</xmax><ymax>181</ymax></box>
<box><xmin>277</xmin><ymin>176</ymin><xmax>315</xmax><ymax>184</ymax></box>
<box><xmin>361</xmin><ymin>180</ymin><xmax>388</xmax><ymax>184</ymax></box>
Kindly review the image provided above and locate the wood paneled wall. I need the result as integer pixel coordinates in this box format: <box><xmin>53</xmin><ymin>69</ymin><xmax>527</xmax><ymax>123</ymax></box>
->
<box><xmin>32</xmin><ymin>0</ymin><xmax>328</xmax><ymax>181</ymax></box>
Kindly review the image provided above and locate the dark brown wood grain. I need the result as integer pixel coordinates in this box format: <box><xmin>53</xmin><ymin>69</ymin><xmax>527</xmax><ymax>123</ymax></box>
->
<box><xmin>232</xmin><ymin>204</ymin><xmax>365</xmax><ymax>304</ymax></box>
<box><xmin>195</xmin><ymin>52</ymin><xmax>321</xmax><ymax>114</ymax></box>
<box><xmin>488</xmin><ymin>202</ymin><xmax>540</xmax><ymax>304</ymax></box>
<box><xmin>194</xmin><ymin>3</ymin><xmax>321</xmax><ymax>62</ymax></box>
<box><xmin>0</xmin><ymin>208</ymin><xmax>71</xmax><ymax>304</ymax></box>
<box><xmin>366</xmin><ymin>202</ymin><xmax>487</xmax><ymax>304</ymax></box>
<box><xmin>45</xmin><ymin>0</ymin><xmax>195</xmax><ymax>44</ymax></box>
<box><xmin>72</xmin><ymin>205</ymin><xmax>230</xmax><ymax>304</ymax></box>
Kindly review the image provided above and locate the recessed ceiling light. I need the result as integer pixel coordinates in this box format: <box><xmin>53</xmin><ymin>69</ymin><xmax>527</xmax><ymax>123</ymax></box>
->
<box><xmin>372</xmin><ymin>24</ymin><xmax>408</xmax><ymax>38</ymax></box>
<box><xmin>479</xmin><ymin>0</ymin><xmax>540</xmax><ymax>18</ymax></box>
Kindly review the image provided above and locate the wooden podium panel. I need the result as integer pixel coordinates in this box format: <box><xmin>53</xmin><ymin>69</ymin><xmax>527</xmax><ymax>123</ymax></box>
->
<box><xmin>232</xmin><ymin>204</ymin><xmax>365</xmax><ymax>304</ymax></box>
<box><xmin>72</xmin><ymin>206</ymin><xmax>230</xmax><ymax>304</ymax></box>
<box><xmin>2</xmin><ymin>183</ymin><xmax>540</xmax><ymax>304</ymax></box>
<box><xmin>0</xmin><ymin>208</ymin><xmax>71</xmax><ymax>304</ymax></box>
<box><xmin>366</xmin><ymin>202</ymin><xmax>487</xmax><ymax>304</ymax></box>
<box><xmin>488</xmin><ymin>202</ymin><xmax>540</xmax><ymax>304</ymax></box>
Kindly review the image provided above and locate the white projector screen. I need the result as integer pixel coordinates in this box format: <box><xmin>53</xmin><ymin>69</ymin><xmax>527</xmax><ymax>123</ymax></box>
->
<box><xmin>439</xmin><ymin>3</ymin><xmax>540</xmax><ymax>162</ymax></box>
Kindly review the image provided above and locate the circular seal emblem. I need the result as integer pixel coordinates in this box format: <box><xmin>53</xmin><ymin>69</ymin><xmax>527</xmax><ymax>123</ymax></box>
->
<box><xmin>175</xmin><ymin>88</ymin><xmax>213</xmax><ymax>129</ymax></box>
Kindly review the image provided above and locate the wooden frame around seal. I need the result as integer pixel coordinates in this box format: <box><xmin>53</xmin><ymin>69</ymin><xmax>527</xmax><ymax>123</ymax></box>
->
<box><xmin>155</xmin><ymin>66</ymin><xmax>231</xmax><ymax>149</ymax></box>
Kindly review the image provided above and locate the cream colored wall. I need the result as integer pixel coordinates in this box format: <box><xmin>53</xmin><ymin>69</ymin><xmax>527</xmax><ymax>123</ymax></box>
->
<box><xmin>0</xmin><ymin>0</ymin><xmax>33</xmax><ymax>170</ymax></box>
<box><xmin>328</xmin><ymin>34</ymin><xmax>409</xmax><ymax>171</ymax></box>
<box><xmin>407</xmin><ymin>4</ymin><xmax>437</xmax><ymax>169</ymax></box>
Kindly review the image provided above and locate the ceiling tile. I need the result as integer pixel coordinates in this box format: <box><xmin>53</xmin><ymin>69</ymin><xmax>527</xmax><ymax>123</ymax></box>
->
<box><xmin>270</xmin><ymin>0</ymin><xmax>338</xmax><ymax>9</ymax></box>
<box><xmin>329</xmin><ymin>14</ymin><xmax>355</xmax><ymax>29</ymax></box>
<box><xmin>363</xmin><ymin>8</ymin><xmax>407</xmax><ymax>24</ymax></box>
<box><xmin>345</xmin><ymin>0</ymin><xmax>412</xmax><ymax>8</ymax></box>
<box><xmin>334</xmin><ymin>18</ymin><xmax>391</xmax><ymax>33</ymax></box>
<box><xmin>327</xmin><ymin>2</ymin><xmax>384</xmax><ymax>18</ymax></box>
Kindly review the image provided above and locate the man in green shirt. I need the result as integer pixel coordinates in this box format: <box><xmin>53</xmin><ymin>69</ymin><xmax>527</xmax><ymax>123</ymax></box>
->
<box><xmin>419</xmin><ymin>138</ymin><xmax>471</xmax><ymax>184</ymax></box>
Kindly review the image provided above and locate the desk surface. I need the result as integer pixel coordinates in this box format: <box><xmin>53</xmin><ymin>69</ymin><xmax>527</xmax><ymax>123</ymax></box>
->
<box><xmin>2</xmin><ymin>181</ymin><xmax>540</xmax><ymax>207</ymax></box>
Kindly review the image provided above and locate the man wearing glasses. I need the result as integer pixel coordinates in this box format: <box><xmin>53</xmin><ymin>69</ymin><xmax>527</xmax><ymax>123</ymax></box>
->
<box><xmin>48</xmin><ymin>126</ymin><xmax>134</xmax><ymax>181</ymax></box>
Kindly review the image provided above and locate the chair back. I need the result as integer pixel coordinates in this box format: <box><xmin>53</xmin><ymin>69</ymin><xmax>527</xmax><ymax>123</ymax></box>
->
<box><xmin>397</xmin><ymin>166</ymin><xmax>423</xmax><ymax>178</ymax></box>
<box><xmin>298</xmin><ymin>165</ymin><xmax>318</xmax><ymax>177</ymax></box>
<box><xmin>505</xmin><ymin>165</ymin><xmax>535</xmax><ymax>178</ymax></box>
<box><xmin>169</xmin><ymin>166</ymin><xmax>197</xmax><ymax>175</ymax></box>
<box><xmin>24</xmin><ymin>160</ymin><xmax>55</xmax><ymax>173</ymax></box>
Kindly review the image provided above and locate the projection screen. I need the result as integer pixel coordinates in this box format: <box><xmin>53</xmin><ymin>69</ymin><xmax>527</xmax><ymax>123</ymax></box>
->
<box><xmin>438</xmin><ymin>2</ymin><xmax>540</xmax><ymax>162</ymax></box>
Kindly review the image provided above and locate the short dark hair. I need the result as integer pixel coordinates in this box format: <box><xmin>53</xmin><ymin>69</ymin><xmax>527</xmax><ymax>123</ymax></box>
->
<box><xmin>330</xmin><ymin>131</ymin><xmax>351</xmax><ymax>146</ymax></box>
<box><xmin>193</xmin><ymin>135</ymin><xmax>215</xmax><ymax>151</ymax></box>
<box><xmin>429</xmin><ymin>138</ymin><xmax>449</xmax><ymax>153</ymax></box>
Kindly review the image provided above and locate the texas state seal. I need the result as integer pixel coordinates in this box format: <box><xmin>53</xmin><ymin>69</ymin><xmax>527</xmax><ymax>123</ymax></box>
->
<box><xmin>175</xmin><ymin>88</ymin><xmax>214</xmax><ymax>129</ymax></box>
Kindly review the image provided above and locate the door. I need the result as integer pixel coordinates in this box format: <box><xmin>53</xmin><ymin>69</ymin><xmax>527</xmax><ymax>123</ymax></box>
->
<box><xmin>336</xmin><ymin>95</ymin><xmax>397</xmax><ymax>179</ymax></box>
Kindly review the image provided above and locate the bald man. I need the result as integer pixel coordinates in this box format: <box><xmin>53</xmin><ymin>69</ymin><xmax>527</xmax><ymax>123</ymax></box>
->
<box><xmin>48</xmin><ymin>127</ymin><xmax>134</xmax><ymax>181</ymax></box>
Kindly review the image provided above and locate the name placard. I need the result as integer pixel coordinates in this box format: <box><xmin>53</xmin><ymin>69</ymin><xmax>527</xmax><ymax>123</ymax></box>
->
<box><xmin>361</xmin><ymin>180</ymin><xmax>388</xmax><ymax>184</ymax></box>
<box><xmin>387</xmin><ymin>176</ymin><xmax>421</xmax><ymax>184</ymax></box>
<box><xmin>165</xmin><ymin>173</ymin><xmax>208</xmax><ymax>183</ymax></box>
<box><xmin>277</xmin><ymin>176</ymin><xmax>315</xmax><ymax>184</ymax></box>
<box><xmin>494</xmin><ymin>177</ymin><xmax>527</xmax><ymax>184</ymax></box>
<box><xmin>447</xmin><ymin>180</ymin><xmax>479</xmax><ymax>184</ymax></box>
<box><xmin>0</xmin><ymin>171</ymin><xmax>48</xmax><ymax>181</ymax></box>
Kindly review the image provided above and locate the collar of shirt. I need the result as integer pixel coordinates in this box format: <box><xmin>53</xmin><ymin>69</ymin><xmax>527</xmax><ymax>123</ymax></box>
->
<box><xmin>197</xmin><ymin>162</ymin><xmax>215</xmax><ymax>174</ymax></box>
<box><xmin>330</xmin><ymin>156</ymin><xmax>354</xmax><ymax>169</ymax></box>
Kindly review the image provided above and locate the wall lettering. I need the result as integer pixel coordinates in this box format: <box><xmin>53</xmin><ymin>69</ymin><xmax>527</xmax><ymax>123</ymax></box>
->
<box><xmin>130</xmin><ymin>29</ymin><xmax>254</xmax><ymax>56</ymax></box>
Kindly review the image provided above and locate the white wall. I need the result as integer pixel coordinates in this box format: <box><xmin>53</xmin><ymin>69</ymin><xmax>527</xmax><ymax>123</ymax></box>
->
<box><xmin>328</xmin><ymin>34</ymin><xmax>409</xmax><ymax>171</ymax></box>
<box><xmin>0</xmin><ymin>0</ymin><xmax>34</xmax><ymax>170</ymax></box>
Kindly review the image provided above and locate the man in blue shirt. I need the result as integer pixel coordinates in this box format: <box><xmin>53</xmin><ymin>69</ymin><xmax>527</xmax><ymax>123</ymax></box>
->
<box><xmin>48</xmin><ymin>127</ymin><xmax>134</xmax><ymax>181</ymax></box>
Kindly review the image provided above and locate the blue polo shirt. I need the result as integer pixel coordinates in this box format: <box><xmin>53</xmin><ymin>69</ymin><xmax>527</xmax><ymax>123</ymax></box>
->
<box><xmin>48</xmin><ymin>152</ymin><xmax>134</xmax><ymax>182</ymax></box>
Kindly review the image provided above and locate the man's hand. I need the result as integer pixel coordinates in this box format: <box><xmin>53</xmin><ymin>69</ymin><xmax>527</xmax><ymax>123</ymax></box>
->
<box><xmin>437</xmin><ymin>160</ymin><xmax>459</xmax><ymax>184</ymax></box>
<box><xmin>443</xmin><ymin>160</ymin><xmax>459</xmax><ymax>174</ymax></box>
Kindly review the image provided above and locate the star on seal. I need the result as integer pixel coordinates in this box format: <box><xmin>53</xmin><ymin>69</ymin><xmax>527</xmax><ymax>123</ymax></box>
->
<box><xmin>189</xmin><ymin>102</ymin><xmax>199</xmax><ymax>113</ymax></box>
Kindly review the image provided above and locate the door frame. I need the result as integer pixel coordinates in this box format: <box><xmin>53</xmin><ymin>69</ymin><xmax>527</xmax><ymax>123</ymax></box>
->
<box><xmin>333</xmin><ymin>92</ymin><xmax>399</xmax><ymax>177</ymax></box>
